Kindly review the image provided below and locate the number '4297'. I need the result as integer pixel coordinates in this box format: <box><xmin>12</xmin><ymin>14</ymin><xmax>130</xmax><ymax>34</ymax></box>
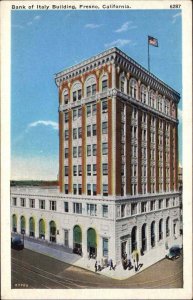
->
<box><xmin>170</xmin><ymin>4</ymin><xmax>181</xmax><ymax>8</ymax></box>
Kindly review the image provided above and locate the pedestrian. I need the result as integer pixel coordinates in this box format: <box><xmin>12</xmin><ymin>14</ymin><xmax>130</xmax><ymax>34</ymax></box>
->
<box><xmin>95</xmin><ymin>261</ymin><xmax>97</xmax><ymax>272</ymax></box>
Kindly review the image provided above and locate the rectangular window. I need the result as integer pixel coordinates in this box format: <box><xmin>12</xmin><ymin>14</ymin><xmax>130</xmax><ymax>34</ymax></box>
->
<box><xmin>12</xmin><ymin>197</ymin><xmax>17</xmax><ymax>206</ymax></box>
<box><xmin>65</xmin><ymin>112</ymin><xmax>69</xmax><ymax>123</ymax></box>
<box><xmin>87</xmin><ymin>105</ymin><xmax>91</xmax><ymax>117</ymax></box>
<box><xmin>73</xmin><ymin>203</ymin><xmax>82</xmax><ymax>214</ymax></box>
<box><xmin>87</xmin><ymin>164</ymin><xmax>91</xmax><ymax>176</ymax></box>
<box><xmin>87</xmin><ymin>125</ymin><xmax>91</xmax><ymax>137</ymax></box>
<box><xmin>20</xmin><ymin>198</ymin><xmax>26</xmax><ymax>207</ymax></box>
<box><xmin>78</xmin><ymin>127</ymin><xmax>82</xmax><ymax>138</ymax></box>
<box><xmin>73</xmin><ymin>128</ymin><xmax>77</xmax><ymax>139</ymax></box>
<box><xmin>64</xmin><ymin>230</ymin><xmax>69</xmax><ymax>247</ymax></box>
<box><xmin>39</xmin><ymin>200</ymin><xmax>45</xmax><ymax>210</ymax></box>
<box><xmin>102</xmin><ymin>143</ymin><xmax>108</xmax><ymax>155</ymax></box>
<box><xmin>92</xmin><ymin>84</ymin><xmax>96</xmax><ymax>95</ymax></box>
<box><xmin>78</xmin><ymin>146</ymin><xmax>82</xmax><ymax>157</ymax></box>
<box><xmin>92</xmin><ymin>104</ymin><xmax>97</xmax><ymax>115</ymax></box>
<box><xmin>121</xmin><ymin>204</ymin><xmax>126</xmax><ymax>217</ymax></box>
<box><xmin>150</xmin><ymin>200</ymin><xmax>156</xmax><ymax>211</ymax></box>
<box><xmin>87</xmin><ymin>184</ymin><xmax>91</xmax><ymax>195</ymax></box>
<box><xmin>78</xmin><ymin>89</ymin><xmax>82</xmax><ymax>100</ymax></box>
<box><xmin>64</xmin><ymin>94</ymin><xmax>68</xmax><ymax>104</ymax></box>
<box><xmin>73</xmin><ymin>147</ymin><xmax>77</xmax><ymax>158</ymax></box>
<box><xmin>102</xmin><ymin>101</ymin><xmax>108</xmax><ymax>113</ymax></box>
<box><xmin>93</xmin><ymin>144</ymin><xmax>97</xmax><ymax>156</ymax></box>
<box><xmin>102</xmin><ymin>122</ymin><xmax>108</xmax><ymax>134</ymax></box>
<box><xmin>159</xmin><ymin>199</ymin><xmax>163</xmax><ymax>209</ymax></box>
<box><xmin>87</xmin><ymin>203</ymin><xmax>97</xmax><ymax>216</ymax></box>
<box><xmin>73</xmin><ymin>109</ymin><xmax>77</xmax><ymax>120</ymax></box>
<box><xmin>73</xmin><ymin>165</ymin><xmax>77</xmax><ymax>176</ymax></box>
<box><xmin>78</xmin><ymin>165</ymin><xmax>82</xmax><ymax>176</ymax></box>
<box><xmin>103</xmin><ymin>184</ymin><xmax>108</xmax><ymax>196</ymax></box>
<box><xmin>92</xmin><ymin>124</ymin><xmax>97</xmax><ymax>136</ymax></box>
<box><xmin>166</xmin><ymin>198</ymin><xmax>170</xmax><ymax>208</ymax></box>
<box><xmin>64</xmin><ymin>202</ymin><xmax>69</xmax><ymax>213</ymax></box>
<box><xmin>103</xmin><ymin>238</ymin><xmax>108</xmax><ymax>257</ymax></box>
<box><xmin>102</xmin><ymin>163</ymin><xmax>108</xmax><ymax>175</ymax></box>
<box><xmin>65</xmin><ymin>166</ymin><xmax>69</xmax><ymax>176</ymax></box>
<box><xmin>65</xmin><ymin>184</ymin><xmax>68</xmax><ymax>194</ymax></box>
<box><xmin>93</xmin><ymin>164</ymin><xmax>97</xmax><ymax>176</ymax></box>
<box><xmin>93</xmin><ymin>184</ymin><xmax>97</xmax><ymax>196</ymax></box>
<box><xmin>73</xmin><ymin>91</ymin><xmax>76</xmax><ymax>102</ymax></box>
<box><xmin>87</xmin><ymin>145</ymin><xmax>91</xmax><ymax>156</ymax></box>
<box><xmin>29</xmin><ymin>199</ymin><xmax>35</xmax><ymax>208</ymax></box>
<box><xmin>102</xmin><ymin>80</ymin><xmax>108</xmax><ymax>92</ymax></box>
<box><xmin>86</xmin><ymin>86</ymin><xmax>91</xmax><ymax>97</ymax></box>
<box><xmin>73</xmin><ymin>184</ymin><xmax>77</xmax><ymax>195</ymax></box>
<box><xmin>102</xmin><ymin>205</ymin><xmax>108</xmax><ymax>217</ymax></box>
<box><xmin>78</xmin><ymin>108</ymin><xmax>82</xmax><ymax>117</ymax></box>
<box><xmin>131</xmin><ymin>203</ymin><xmax>137</xmax><ymax>215</ymax></box>
<box><xmin>78</xmin><ymin>184</ymin><xmax>82</xmax><ymax>195</ymax></box>
<box><xmin>65</xmin><ymin>130</ymin><xmax>69</xmax><ymax>140</ymax></box>
<box><xmin>141</xmin><ymin>202</ymin><xmax>147</xmax><ymax>213</ymax></box>
<box><xmin>50</xmin><ymin>201</ymin><xmax>56</xmax><ymax>211</ymax></box>
<box><xmin>64</xmin><ymin>148</ymin><xmax>68</xmax><ymax>158</ymax></box>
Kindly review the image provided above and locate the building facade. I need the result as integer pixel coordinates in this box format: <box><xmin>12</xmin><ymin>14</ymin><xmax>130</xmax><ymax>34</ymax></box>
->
<box><xmin>11</xmin><ymin>47</ymin><xmax>181</xmax><ymax>264</ymax></box>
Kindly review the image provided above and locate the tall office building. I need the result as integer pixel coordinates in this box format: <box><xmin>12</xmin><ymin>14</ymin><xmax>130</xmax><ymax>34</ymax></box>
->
<box><xmin>11</xmin><ymin>48</ymin><xmax>181</xmax><ymax>264</ymax></box>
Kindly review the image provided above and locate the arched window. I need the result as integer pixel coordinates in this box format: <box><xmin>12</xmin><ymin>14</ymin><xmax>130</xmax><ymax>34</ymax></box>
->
<box><xmin>141</xmin><ymin>223</ymin><xmax>147</xmax><ymax>252</ymax></box>
<box><xmin>63</xmin><ymin>89</ymin><xmax>69</xmax><ymax>105</ymax></box>
<box><xmin>101</xmin><ymin>74</ymin><xmax>108</xmax><ymax>92</ymax></box>
<box><xmin>166</xmin><ymin>217</ymin><xmax>170</xmax><ymax>237</ymax></box>
<box><xmin>151</xmin><ymin>221</ymin><xmax>155</xmax><ymax>248</ymax></box>
<box><xmin>71</xmin><ymin>81</ymin><xmax>82</xmax><ymax>102</ymax></box>
<box><xmin>158</xmin><ymin>95</ymin><xmax>163</xmax><ymax>112</ymax></box>
<box><xmin>29</xmin><ymin>217</ymin><xmax>35</xmax><ymax>237</ymax></box>
<box><xmin>12</xmin><ymin>214</ymin><xmax>17</xmax><ymax>232</ymax></box>
<box><xmin>159</xmin><ymin>219</ymin><xmax>163</xmax><ymax>240</ymax></box>
<box><xmin>165</xmin><ymin>99</ymin><xmax>170</xmax><ymax>115</ymax></box>
<box><xmin>85</xmin><ymin>76</ymin><xmax>97</xmax><ymax>97</ymax></box>
<box><xmin>87</xmin><ymin>227</ymin><xmax>97</xmax><ymax>258</ymax></box>
<box><xmin>50</xmin><ymin>220</ymin><xmax>56</xmax><ymax>243</ymax></box>
<box><xmin>172</xmin><ymin>103</ymin><xmax>176</xmax><ymax>118</ymax></box>
<box><xmin>73</xmin><ymin>225</ymin><xmax>82</xmax><ymax>253</ymax></box>
<box><xmin>131</xmin><ymin>226</ymin><xmax>137</xmax><ymax>252</ymax></box>
<box><xmin>140</xmin><ymin>85</ymin><xmax>147</xmax><ymax>104</ymax></box>
<box><xmin>119</xmin><ymin>73</ymin><xmax>126</xmax><ymax>93</ymax></box>
<box><xmin>149</xmin><ymin>90</ymin><xmax>155</xmax><ymax>108</ymax></box>
<box><xmin>20</xmin><ymin>216</ymin><xmax>26</xmax><ymax>234</ymax></box>
<box><xmin>39</xmin><ymin>219</ymin><xmax>45</xmax><ymax>239</ymax></box>
<box><xmin>129</xmin><ymin>78</ymin><xmax>137</xmax><ymax>99</ymax></box>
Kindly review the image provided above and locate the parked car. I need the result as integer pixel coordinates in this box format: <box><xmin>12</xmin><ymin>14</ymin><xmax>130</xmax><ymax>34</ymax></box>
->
<box><xmin>166</xmin><ymin>245</ymin><xmax>181</xmax><ymax>260</ymax></box>
<box><xmin>11</xmin><ymin>236</ymin><xmax>24</xmax><ymax>250</ymax></box>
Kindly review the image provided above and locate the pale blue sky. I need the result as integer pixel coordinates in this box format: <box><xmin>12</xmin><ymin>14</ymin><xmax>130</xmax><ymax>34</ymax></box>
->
<box><xmin>11</xmin><ymin>9</ymin><xmax>182</xmax><ymax>180</ymax></box>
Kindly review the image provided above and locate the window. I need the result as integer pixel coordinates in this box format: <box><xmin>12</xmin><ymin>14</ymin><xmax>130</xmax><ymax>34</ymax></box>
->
<box><xmin>73</xmin><ymin>147</ymin><xmax>77</xmax><ymax>158</ymax></box>
<box><xmin>102</xmin><ymin>163</ymin><xmax>108</xmax><ymax>175</ymax></box>
<box><xmin>87</xmin><ymin>105</ymin><xmax>91</xmax><ymax>117</ymax></box>
<box><xmin>12</xmin><ymin>197</ymin><xmax>17</xmax><ymax>206</ymax></box>
<box><xmin>50</xmin><ymin>201</ymin><xmax>56</xmax><ymax>211</ymax></box>
<box><xmin>93</xmin><ymin>164</ymin><xmax>97</xmax><ymax>176</ymax></box>
<box><xmin>20</xmin><ymin>198</ymin><xmax>26</xmax><ymax>207</ymax></box>
<box><xmin>140</xmin><ymin>85</ymin><xmax>147</xmax><ymax>103</ymax></box>
<box><xmin>121</xmin><ymin>204</ymin><xmax>126</xmax><ymax>217</ymax></box>
<box><xmin>103</xmin><ymin>184</ymin><xmax>108</xmax><ymax>196</ymax></box>
<box><xmin>65</xmin><ymin>112</ymin><xmax>69</xmax><ymax>123</ymax></box>
<box><xmin>87</xmin><ymin>145</ymin><xmax>91</xmax><ymax>156</ymax></box>
<box><xmin>78</xmin><ymin>146</ymin><xmax>82</xmax><ymax>157</ymax></box>
<box><xmin>72</xmin><ymin>82</ymin><xmax>82</xmax><ymax>101</ymax></box>
<box><xmin>78</xmin><ymin>108</ymin><xmax>82</xmax><ymax>117</ymax></box>
<box><xmin>65</xmin><ymin>130</ymin><xmax>69</xmax><ymax>140</ymax></box>
<box><xmin>73</xmin><ymin>203</ymin><xmax>82</xmax><ymax>214</ymax></box>
<box><xmin>159</xmin><ymin>219</ymin><xmax>163</xmax><ymax>240</ymax></box>
<box><xmin>158</xmin><ymin>199</ymin><xmax>163</xmax><ymax>209</ymax></box>
<box><xmin>92</xmin><ymin>124</ymin><xmax>97</xmax><ymax>136</ymax></box>
<box><xmin>64</xmin><ymin>202</ymin><xmax>69</xmax><ymax>212</ymax></box>
<box><xmin>87</xmin><ymin>184</ymin><xmax>92</xmax><ymax>196</ymax></box>
<box><xmin>73</xmin><ymin>184</ymin><xmax>77</xmax><ymax>195</ymax></box>
<box><xmin>102</xmin><ymin>79</ymin><xmax>108</xmax><ymax>92</ymax></box>
<box><xmin>29</xmin><ymin>199</ymin><xmax>35</xmax><ymax>208</ymax></box>
<box><xmin>86</xmin><ymin>203</ymin><xmax>97</xmax><ymax>216</ymax></box>
<box><xmin>78</xmin><ymin>165</ymin><xmax>82</xmax><ymax>176</ymax></box>
<box><xmin>93</xmin><ymin>184</ymin><xmax>97</xmax><ymax>196</ymax></box>
<box><xmin>78</xmin><ymin>184</ymin><xmax>82</xmax><ymax>195</ymax></box>
<box><xmin>102</xmin><ymin>101</ymin><xmax>108</xmax><ymax>113</ymax></box>
<box><xmin>120</xmin><ymin>75</ymin><xmax>125</xmax><ymax>92</ymax></box>
<box><xmin>65</xmin><ymin>166</ymin><xmax>69</xmax><ymax>176</ymax></box>
<box><xmin>92</xmin><ymin>104</ymin><xmax>97</xmax><ymax>115</ymax></box>
<box><xmin>141</xmin><ymin>202</ymin><xmax>147</xmax><ymax>213</ymax></box>
<box><xmin>131</xmin><ymin>203</ymin><xmax>137</xmax><ymax>215</ymax></box>
<box><xmin>102</xmin><ymin>122</ymin><xmax>108</xmax><ymax>134</ymax></box>
<box><xmin>93</xmin><ymin>144</ymin><xmax>97</xmax><ymax>156</ymax></box>
<box><xmin>102</xmin><ymin>205</ymin><xmax>108</xmax><ymax>217</ymax></box>
<box><xmin>39</xmin><ymin>200</ymin><xmax>45</xmax><ymax>209</ymax></box>
<box><xmin>129</xmin><ymin>78</ymin><xmax>137</xmax><ymax>98</ymax></box>
<box><xmin>73</xmin><ymin>165</ymin><xmax>77</xmax><ymax>176</ymax></box>
<box><xmin>150</xmin><ymin>200</ymin><xmax>156</xmax><ymax>211</ymax></box>
<box><xmin>166</xmin><ymin>198</ymin><xmax>170</xmax><ymax>208</ymax></box>
<box><xmin>73</xmin><ymin>109</ymin><xmax>77</xmax><ymax>120</ymax></box>
<box><xmin>65</xmin><ymin>184</ymin><xmax>68</xmax><ymax>194</ymax></box>
<box><xmin>73</xmin><ymin>128</ymin><xmax>77</xmax><ymax>139</ymax></box>
<box><xmin>103</xmin><ymin>238</ymin><xmax>108</xmax><ymax>257</ymax></box>
<box><xmin>102</xmin><ymin>143</ymin><xmax>108</xmax><ymax>155</ymax></box>
<box><xmin>63</xmin><ymin>91</ymin><xmax>69</xmax><ymax>104</ymax></box>
<box><xmin>64</xmin><ymin>230</ymin><xmax>69</xmax><ymax>247</ymax></box>
<box><xmin>64</xmin><ymin>148</ymin><xmax>68</xmax><ymax>158</ymax></box>
<box><xmin>87</xmin><ymin>164</ymin><xmax>91</xmax><ymax>176</ymax></box>
<box><xmin>166</xmin><ymin>217</ymin><xmax>170</xmax><ymax>237</ymax></box>
<box><xmin>87</xmin><ymin>125</ymin><xmax>91</xmax><ymax>137</ymax></box>
<box><xmin>78</xmin><ymin>127</ymin><xmax>82</xmax><ymax>138</ymax></box>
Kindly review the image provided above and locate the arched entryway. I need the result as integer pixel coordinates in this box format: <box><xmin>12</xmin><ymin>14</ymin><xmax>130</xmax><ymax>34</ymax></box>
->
<box><xmin>141</xmin><ymin>223</ymin><xmax>147</xmax><ymax>252</ymax></box>
<box><xmin>151</xmin><ymin>221</ymin><xmax>156</xmax><ymax>248</ymax></box>
<box><xmin>166</xmin><ymin>217</ymin><xmax>170</xmax><ymax>237</ymax></box>
<box><xmin>87</xmin><ymin>228</ymin><xmax>97</xmax><ymax>258</ymax></box>
<box><xmin>12</xmin><ymin>214</ymin><xmax>17</xmax><ymax>232</ymax></box>
<box><xmin>39</xmin><ymin>219</ymin><xmax>45</xmax><ymax>239</ymax></box>
<box><xmin>20</xmin><ymin>216</ymin><xmax>26</xmax><ymax>234</ymax></box>
<box><xmin>159</xmin><ymin>219</ymin><xmax>163</xmax><ymax>240</ymax></box>
<box><xmin>131</xmin><ymin>226</ymin><xmax>137</xmax><ymax>252</ymax></box>
<box><xmin>49</xmin><ymin>221</ymin><xmax>56</xmax><ymax>242</ymax></box>
<box><xmin>73</xmin><ymin>225</ymin><xmax>82</xmax><ymax>254</ymax></box>
<box><xmin>29</xmin><ymin>217</ymin><xmax>35</xmax><ymax>237</ymax></box>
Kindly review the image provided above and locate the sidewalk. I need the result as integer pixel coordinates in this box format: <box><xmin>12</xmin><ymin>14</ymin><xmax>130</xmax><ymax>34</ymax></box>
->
<box><xmin>20</xmin><ymin>235</ymin><xmax>182</xmax><ymax>280</ymax></box>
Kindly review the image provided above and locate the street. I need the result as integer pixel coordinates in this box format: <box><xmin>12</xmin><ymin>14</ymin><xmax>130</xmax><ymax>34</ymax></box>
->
<box><xmin>12</xmin><ymin>248</ymin><xmax>183</xmax><ymax>289</ymax></box>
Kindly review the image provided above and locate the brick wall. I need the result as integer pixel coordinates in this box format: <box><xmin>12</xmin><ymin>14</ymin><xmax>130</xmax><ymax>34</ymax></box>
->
<box><xmin>108</xmin><ymin>98</ymin><xmax>113</xmax><ymax>195</ymax></box>
<box><xmin>126</xmin><ymin>104</ymin><xmax>132</xmax><ymax>195</ymax></box>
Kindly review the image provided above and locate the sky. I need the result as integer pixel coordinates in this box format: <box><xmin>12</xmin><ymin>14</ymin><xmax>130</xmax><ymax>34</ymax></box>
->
<box><xmin>11</xmin><ymin>9</ymin><xmax>182</xmax><ymax>180</ymax></box>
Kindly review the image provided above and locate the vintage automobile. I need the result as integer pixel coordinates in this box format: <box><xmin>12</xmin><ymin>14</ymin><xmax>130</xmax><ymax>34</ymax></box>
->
<box><xmin>11</xmin><ymin>236</ymin><xmax>24</xmax><ymax>250</ymax></box>
<box><xmin>166</xmin><ymin>245</ymin><xmax>181</xmax><ymax>260</ymax></box>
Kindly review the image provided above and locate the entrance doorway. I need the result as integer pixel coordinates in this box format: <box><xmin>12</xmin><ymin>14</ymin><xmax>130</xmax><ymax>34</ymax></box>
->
<box><xmin>121</xmin><ymin>241</ymin><xmax>127</xmax><ymax>258</ymax></box>
<box><xmin>87</xmin><ymin>228</ymin><xmax>97</xmax><ymax>258</ymax></box>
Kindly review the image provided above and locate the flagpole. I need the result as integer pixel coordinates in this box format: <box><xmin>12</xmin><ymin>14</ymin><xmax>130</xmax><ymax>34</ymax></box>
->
<box><xmin>148</xmin><ymin>36</ymin><xmax>150</xmax><ymax>72</ymax></box>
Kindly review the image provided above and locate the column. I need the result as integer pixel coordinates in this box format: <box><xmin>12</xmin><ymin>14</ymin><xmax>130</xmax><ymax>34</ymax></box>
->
<box><xmin>82</xmin><ymin>229</ymin><xmax>87</xmax><ymax>258</ymax></box>
<box><xmin>82</xmin><ymin>105</ymin><xmax>86</xmax><ymax>194</ymax></box>
<box><xmin>116</xmin><ymin>100</ymin><xmax>122</xmax><ymax>195</ymax></box>
<box><xmin>174</xmin><ymin>124</ymin><xmax>179</xmax><ymax>191</ymax></box>
<box><xmin>138</xmin><ymin>110</ymin><xmax>142</xmax><ymax>194</ymax></box>
<box><xmin>170</xmin><ymin>123</ymin><xmax>174</xmax><ymax>191</ymax></box>
<box><xmin>155</xmin><ymin>118</ymin><xmax>159</xmax><ymax>192</ymax></box>
<box><xmin>96</xmin><ymin>101</ymin><xmax>101</xmax><ymax>195</ymax></box>
<box><xmin>108</xmin><ymin>98</ymin><xmax>113</xmax><ymax>195</ymax></box>
<box><xmin>68</xmin><ymin>110</ymin><xmax>72</xmax><ymax>193</ymax></box>
<box><xmin>163</xmin><ymin>121</ymin><xmax>166</xmax><ymax>191</ymax></box>
<box><xmin>147</xmin><ymin>113</ymin><xmax>151</xmax><ymax>193</ymax></box>
<box><xmin>59</xmin><ymin>111</ymin><xmax>64</xmax><ymax>192</ymax></box>
<box><xmin>126</xmin><ymin>104</ymin><xmax>132</xmax><ymax>195</ymax></box>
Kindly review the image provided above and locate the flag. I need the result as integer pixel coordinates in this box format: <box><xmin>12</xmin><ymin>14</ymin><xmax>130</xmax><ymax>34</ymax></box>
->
<box><xmin>148</xmin><ymin>36</ymin><xmax>158</xmax><ymax>47</ymax></box>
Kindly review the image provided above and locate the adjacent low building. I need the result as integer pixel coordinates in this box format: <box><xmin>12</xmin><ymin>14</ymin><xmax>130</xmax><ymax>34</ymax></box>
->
<box><xmin>11</xmin><ymin>47</ymin><xmax>182</xmax><ymax>265</ymax></box>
